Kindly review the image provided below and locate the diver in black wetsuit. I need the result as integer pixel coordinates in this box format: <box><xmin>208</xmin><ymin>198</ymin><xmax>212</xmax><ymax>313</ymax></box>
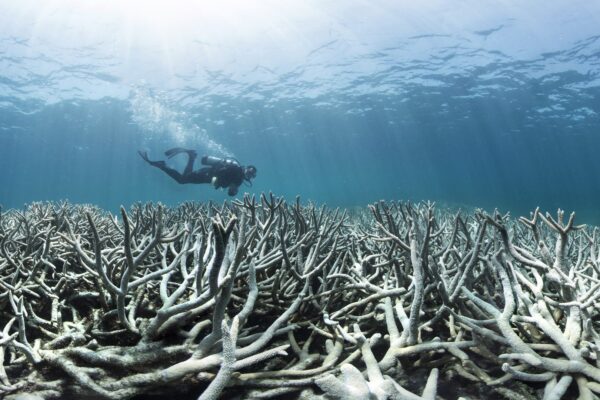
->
<box><xmin>139</xmin><ymin>148</ymin><xmax>257</xmax><ymax>196</ymax></box>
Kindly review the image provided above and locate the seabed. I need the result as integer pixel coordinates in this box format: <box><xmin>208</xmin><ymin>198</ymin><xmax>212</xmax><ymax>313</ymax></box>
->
<box><xmin>0</xmin><ymin>193</ymin><xmax>596</xmax><ymax>400</ymax></box>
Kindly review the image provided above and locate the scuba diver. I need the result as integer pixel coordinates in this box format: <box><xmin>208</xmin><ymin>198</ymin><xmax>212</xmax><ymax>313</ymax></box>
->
<box><xmin>138</xmin><ymin>148</ymin><xmax>257</xmax><ymax>196</ymax></box>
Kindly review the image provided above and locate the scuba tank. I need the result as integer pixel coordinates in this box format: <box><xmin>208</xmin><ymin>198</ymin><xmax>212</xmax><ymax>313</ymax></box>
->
<box><xmin>201</xmin><ymin>155</ymin><xmax>240</xmax><ymax>167</ymax></box>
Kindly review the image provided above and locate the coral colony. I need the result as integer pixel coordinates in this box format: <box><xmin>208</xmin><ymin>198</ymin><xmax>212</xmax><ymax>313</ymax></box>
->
<box><xmin>0</xmin><ymin>194</ymin><xmax>599</xmax><ymax>399</ymax></box>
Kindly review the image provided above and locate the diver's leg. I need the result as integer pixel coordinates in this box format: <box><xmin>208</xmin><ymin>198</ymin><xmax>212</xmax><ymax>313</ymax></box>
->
<box><xmin>183</xmin><ymin>151</ymin><xmax>198</xmax><ymax>176</ymax></box>
<box><xmin>155</xmin><ymin>164</ymin><xmax>191</xmax><ymax>184</ymax></box>
<box><xmin>139</xmin><ymin>151</ymin><xmax>190</xmax><ymax>184</ymax></box>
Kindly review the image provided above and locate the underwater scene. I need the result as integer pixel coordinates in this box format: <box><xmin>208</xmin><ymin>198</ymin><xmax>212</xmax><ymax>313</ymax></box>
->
<box><xmin>1</xmin><ymin>1</ymin><xmax>600</xmax><ymax>399</ymax></box>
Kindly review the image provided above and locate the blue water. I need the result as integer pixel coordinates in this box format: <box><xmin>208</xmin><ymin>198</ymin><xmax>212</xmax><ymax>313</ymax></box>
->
<box><xmin>1</xmin><ymin>1</ymin><xmax>600</xmax><ymax>222</ymax></box>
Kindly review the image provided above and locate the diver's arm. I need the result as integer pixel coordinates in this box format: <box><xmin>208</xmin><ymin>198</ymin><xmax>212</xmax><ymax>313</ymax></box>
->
<box><xmin>190</xmin><ymin>167</ymin><xmax>214</xmax><ymax>184</ymax></box>
<box><xmin>227</xmin><ymin>184</ymin><xmax>239</xmax><ymax>196</ymax></box>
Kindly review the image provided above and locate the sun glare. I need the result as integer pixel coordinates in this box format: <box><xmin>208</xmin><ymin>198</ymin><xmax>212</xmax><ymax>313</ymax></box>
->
<box><xmin>92</xmin><ymin>0</ymin><xmax>287</xmax><ymax>36</ymax></box>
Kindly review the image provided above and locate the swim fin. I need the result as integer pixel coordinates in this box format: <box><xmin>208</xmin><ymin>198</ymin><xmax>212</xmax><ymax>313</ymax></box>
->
<box><xmin>138</xmin><ymin>151</ymin><xmax>166</xmax><ymax>168</ymax></box>
<box><xmin>164</xmin><ymin>147</ymin><xmax>196</xmax><ymax>159</ymax></box>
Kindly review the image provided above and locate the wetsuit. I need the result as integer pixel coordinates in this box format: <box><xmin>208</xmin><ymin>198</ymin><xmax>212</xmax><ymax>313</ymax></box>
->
<box><xmin>148</xmin><ymin>150</ymin><xmax>245</xmax><ymax>196</ymax></box>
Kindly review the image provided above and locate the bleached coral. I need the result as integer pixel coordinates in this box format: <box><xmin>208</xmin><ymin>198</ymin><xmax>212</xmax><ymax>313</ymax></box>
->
<box><xmin>0</xmin><ymin>197</ymin><xmax>598</xmax><ymax>399</ymax></box>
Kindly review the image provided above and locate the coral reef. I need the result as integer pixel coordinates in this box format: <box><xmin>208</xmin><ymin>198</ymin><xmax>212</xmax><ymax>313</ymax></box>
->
<box><xmin>1</xmin><ymin>195</ymin><xmax>600</xmax><ymax>399</ymax></box>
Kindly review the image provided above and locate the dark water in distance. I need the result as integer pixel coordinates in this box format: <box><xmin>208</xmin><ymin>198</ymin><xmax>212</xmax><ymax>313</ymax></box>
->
<box><xmin>1</xmin><ymin>1</ymin><xmax>600</xmax><ymax>222</ymax></box>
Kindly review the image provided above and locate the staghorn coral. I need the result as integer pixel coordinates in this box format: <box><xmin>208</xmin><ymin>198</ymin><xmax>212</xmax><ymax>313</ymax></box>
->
<box><xmin>0</xmin><ymin>196</ymin><xmax>599</xmax><ymax>399</ymax></box>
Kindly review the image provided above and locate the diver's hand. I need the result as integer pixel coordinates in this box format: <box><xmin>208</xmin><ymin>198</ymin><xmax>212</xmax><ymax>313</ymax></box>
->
<box><xmin>211</xmin><ymin>176</ymin><xmax>218</xmax><ymax>187</ymax></box>
<box><xmin>227</xmin><ymin>185</ymin><xmax>238</xmax><ymax>196</ymax></box>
